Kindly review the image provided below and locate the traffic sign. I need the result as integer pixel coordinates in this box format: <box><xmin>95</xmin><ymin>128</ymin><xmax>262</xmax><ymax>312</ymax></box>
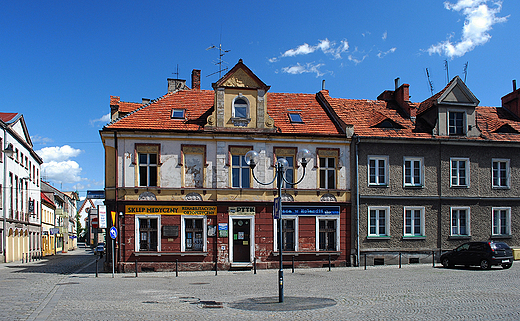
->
<box><xmin>91</xmin><ymin>218</ymin><xmax>98</xmax><ymax>229</ymax></box>
<box><xmin>109</xmin><ymin>226</ymin><xmax>117</xmax><ymax>240</ymax></box>
<box><xmin>273</xmin><ymin>197</ymin><xmax>281</xmax><ymax>219</ymax></box>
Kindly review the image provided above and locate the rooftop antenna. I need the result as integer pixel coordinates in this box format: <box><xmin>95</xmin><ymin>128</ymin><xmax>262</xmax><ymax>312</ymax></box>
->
<box><xmin>463</xmin><ymin>62</ymin><xmax>468</xmax><ymax>83</ymax></box>
<box><xmin>444</xmin><ymin>59</ymin><xmax>449</xmax><ymax>84</ymax></box>
<box><xmin>172</xmin><ymin>64</ymin><xmax>180</xmax><ymax>79</ymax></box>
<box><xmin>425</xmin><ymin>68</ymin><xmax>434</xmax><ymax>95</ymax></box>
<box><xmin>206</xmin><ymin>43</ymin><xmax>230</xmax><ymax>79</ymax></box>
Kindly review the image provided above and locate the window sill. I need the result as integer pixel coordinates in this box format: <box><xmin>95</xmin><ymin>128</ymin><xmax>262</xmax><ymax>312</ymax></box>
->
<box><xmin>450</xmin><ymin>186</ymin><xmax>469</xmax><ymax>189</ymax></box>
<box><xmin>367</xmin><ymin>236</ymin><xmax>391</xmax><ymax>240</ymax></box>
<box><xmin>368</xmin><ymin>184</ymin><xmax>388</xmax><ymax>188</ymax></box>
<box><xmin>448</xmin><ymin>235</ymin><xmax>470</xmax><ymax>240</ymax></box>
<box><xmin>403</xmin><ymin>185</ymin><xmax>424</xmax><ymax>189</ymax></box>
<box><xmin>402</xmin><ymin>236</ymin><xmax>426</xmax><ymax>240</ymax></box>
<box><xmin>273</xmin><ymin>251</ymin><xmax>341</xmax><ymax>257</ymax></box>
<box><xmin>492</xmin><ymin>186</ymin><xmax>510</xmax><ymax>190</ymax></box>
<box><xmin>134</xmin><ymin>252</ymin><xmax>208</xmax><ymax>257</ymax></box>
<box><xmin>490</xmin><ymin>234</ymin><xmax>512</xmax><ymax>239</ymax></box>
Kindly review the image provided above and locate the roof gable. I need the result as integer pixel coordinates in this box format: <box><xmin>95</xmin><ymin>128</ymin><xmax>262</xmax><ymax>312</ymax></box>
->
<box><xmin>213</xmin><ymin>59</ymin><xmax>270</xmax><ymax>91</ymax></box>
<box><xmin>437</xmin><ymin>76</ymin><xmax>479</xmax><ymax>107</ymax></box>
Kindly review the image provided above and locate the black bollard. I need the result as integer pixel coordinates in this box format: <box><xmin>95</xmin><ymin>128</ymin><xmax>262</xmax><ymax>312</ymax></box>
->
<box><xmin>176</xmin><ymin>259</ymin><xmax>178</xmax><ymax>277</ymax></box>
<box><xmin>364</xmin><ymin>254</ymin><xmax>367</xmax><ymax>270</ymax></box>
<box><xmin>135</xmin><ymin>259</ymin><xmax>138</xmax><ymax>277</ymax></box>
<box><xmin>328</xmin><ymin>254</ymin><xmax>332</xmax><ymax>271</ymax></box>
<box><xmin>432</xmin><ymin>251</ymin><xmax>435</xmax><ymax>268</ymax></box>
<box><xmin>96</xmin><ymin>258</ymin><xmax>99</xmax><ymax>277</ymax></box>
<box><xmin>253</xmin><ymin>257</ymin><xmax>257</xmax><ymax>274</ymax></box>
<box><xmin>292</xmin><ymin>256</ymin><xmax>294</xmax><ymax>273</ymax></box>
<box><xmin>399</xmin><ymin>252</ymin><xmax>402</xmax><ymax>269</ymax></box>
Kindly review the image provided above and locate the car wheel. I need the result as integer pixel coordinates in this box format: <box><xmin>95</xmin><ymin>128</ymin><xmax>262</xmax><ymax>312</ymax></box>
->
<box><xmin>480</xmin><ymin>259</ymin><xmax>491</xmax><ymax>270</ymax></box>
<box><xmin>441</xmin><ymin>258</ymin><xmax>451</xmax><ymax>268</ymax></box>
<box><xmin>502</xmin><ymin>263</ymin><xmax>512</xmax><ymax>269</ymax></box>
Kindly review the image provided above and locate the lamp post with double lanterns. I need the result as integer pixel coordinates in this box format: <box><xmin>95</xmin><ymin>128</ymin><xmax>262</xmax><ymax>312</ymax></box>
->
<box><xmin>245</xmin><ymin>148</ymin><xmax>312</xmax><ymax>303</ymax></box>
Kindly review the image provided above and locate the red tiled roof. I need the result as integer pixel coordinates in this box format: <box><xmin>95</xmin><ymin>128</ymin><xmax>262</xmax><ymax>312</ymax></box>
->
<box><xmin>0</xmin><ymin>112</ymin><xmax>19</xmax><ymax>123</ymax></box>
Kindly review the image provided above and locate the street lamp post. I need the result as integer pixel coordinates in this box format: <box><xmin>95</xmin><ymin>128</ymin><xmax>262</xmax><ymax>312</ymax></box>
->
<box><xmin>245</xmin><ymin>148</ymin><xmax>311</xmax><ymax>303</ymax></box>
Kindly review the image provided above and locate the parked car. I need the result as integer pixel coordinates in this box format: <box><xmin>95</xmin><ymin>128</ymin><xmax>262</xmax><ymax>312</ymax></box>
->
<box><xmin>440</xmin><ymin>241</ymin><xmax>513</xmax><ymax>270</ymax></box>
<box><xmin>94</xmin><ymin>243</ymin><xmax>105</xmax><ymax>256</ymax></box>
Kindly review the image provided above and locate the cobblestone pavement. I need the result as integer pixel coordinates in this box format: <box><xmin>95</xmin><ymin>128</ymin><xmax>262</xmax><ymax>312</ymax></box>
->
<box><xmin>1</xmin><ymin>245</ymin><xmax>520</xmax><ymax>320</ymax></box>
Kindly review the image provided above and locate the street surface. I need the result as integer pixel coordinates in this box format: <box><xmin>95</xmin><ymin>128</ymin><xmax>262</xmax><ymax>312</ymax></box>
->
<box><xmin>1</xmin><ymin>245</ymin><xmax>519</xmax><ymax>320</ymax></box>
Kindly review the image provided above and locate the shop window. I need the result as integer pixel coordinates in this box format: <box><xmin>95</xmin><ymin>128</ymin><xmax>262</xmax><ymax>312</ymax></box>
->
<box><xmin>276</xmin><ymin>219</ymin><xmax>296</xmax><ymax>251</ymax></box>
<box><xmin>138</xmin><ymin>217</ymin><xmax>158</xmax><ymax>251</ymax></box>
<box><xmin>185</xmin><ymin>218</ymin><xmax>204</xmax><ymax>251</ymax></box>
<box><xmin>318</xmin><ymin>218</ymin><xmax>338</xmax><ymax>251</ymax></box>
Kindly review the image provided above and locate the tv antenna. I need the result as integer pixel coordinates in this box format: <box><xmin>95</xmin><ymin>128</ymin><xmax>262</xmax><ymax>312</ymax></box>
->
<box><xmin>463</xmin><ymin>62</ymin><xmax>468</xmax><ymax>83</ymax></box>
<box><xmin>206</xmin><ymin>43</ymin><xmax>230</xmax><ymax>79</ymax></box>
<box><xmin>172</xmin><ymin>64</ymin><xmax>180</xmax><ymax>79</ymax></box>
<box><xmin>444</xmin><ymin>59</ymin><xmax>449</xmax><ymax>84</ymax></box>
<box><xmin>425</xmin><ymin>68</ymin><xmax>434</xmax><ymax>95</ymax></box>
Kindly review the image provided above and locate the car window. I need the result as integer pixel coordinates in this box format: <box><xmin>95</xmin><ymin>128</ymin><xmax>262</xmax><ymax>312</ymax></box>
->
<box><xmin>456</xmin><ymin>243</ymin><xmax>470</xmax><ymax>251</ymax></box>
<box><xmin>469</xmin><ymin>243</ymin><xmax>486</xmax><ymax>251</ymax></box>
<box><xmin>491</xmin><ymin>242</ymin><xmax>511</xmax><ymax>250</ymax></box>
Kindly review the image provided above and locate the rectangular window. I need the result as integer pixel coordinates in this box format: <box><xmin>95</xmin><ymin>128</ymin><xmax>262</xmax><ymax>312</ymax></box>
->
<box><xmin>404</xmin><ymin>157</ymin><xmax>423</xmax><ymax>187</ymax></box>
<box><xmin>404</xmin><ymin>207</ymin><xmax>424</xmax><ymax>236</ymax></box>
<box><xmin>368</xmin><ymin>207</ymin><xmax>389</xmax><ymax>237</ymax></box>
<box><xmin>450</xmin><ymin>158</ymin><xmax>469</xmax><ymax>187</ymax></box>
<box><xmin>451</xmin><ymin>208</ymin><xmax>470</xmax><ymax>236</ymax></box>
<box><xmin>449</xmin><ymin>111</ymin><xmax>464</xmax><ymax>135</ymax></box>
<box><xmin>184</xmin><ymin>218</ymin><xmax>204</xmax><ymax>251</ymax></box>
<box><xmin>492</xmin><ymin>159</ymin><xmax>509</xmax><ymax>188</ymax></box>
<box><xmin>138</xmin><ymin>153</ymin><xmax>158</xmax><ymax>186</ymax></box>
<box><xmin>492</xmin><ymin>207</ymin><xmax>511</xmax><ymax>236</ymax></box>
<box><xmin>318</xmin><ymin>219</ymin><xmax>337</xmax><ymax>251</ymax></box>
<box><xmin>276</xmin><ymin>219</ymin><xmax>296</xmax><ymax>251</ymax></box>
<box><xmin>368</xmin><ymin>156</ymin><xmax>388</xmax><ymax>186</ymax></box>
<box><xmin>138</xmin><ymin>218</ymin><xmax>158</xmax><ymax>251</ymax></box>
<box><xmin>279</xmin><ymin>156</ymin><xmax>294</xmax><ymax>188</ymax></box>
<box><xmin>231</xmin><ymin>154</ymin><xmax>250</xmax><ymax>188</ymax></box>
<box><xmin>319</xmin><ymin>157</ymin><xmax>336</xmax><ymax>189</ymax></box>
<box><xmin>171</xmin><ymin>109</ymin><xmax>185</xmax><ymax>119</ymax></box>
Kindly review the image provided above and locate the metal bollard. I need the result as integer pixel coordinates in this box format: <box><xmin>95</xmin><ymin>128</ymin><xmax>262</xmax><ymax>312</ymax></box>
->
<box><xmin>176</xmin><ymin>259</ymin><xmax>178</xmax><ymax>277</ymax></box>
<box><xmin>292</xmin><ymin>256</ymin><xmax>294</xmax><ymax>273</ymax></box>
<box><xmin>328</xmin><ymin>254</ymin><xmax>332</xmax><ymax>271</ymax></box>
<box><xmin>399</xmin><ymin>252</ymin><xmax>402</xmax><ymax>269</ymax></box>
<box><xmin>96</xmin><ymin>258</ymin><xmax>99</xmax><ymax>277</ymax></box>
<box><xmin>135</xmin><ymin>259</ymin><xmax>138</xmax><ymax>278</ymax></box>
<box><xmin>432</xmin><ymin>251</ymin><xmax>435</xmax><ymax>268</ymax></box>
<box><xmin>215</xmin><ymin>260</ymin><xmax>218</xmax><ymax>276</ymax></box>
<box><xmin>253</xmin><ymin>257</ymin><xmax>257</xmax><ymax>274</ymax></box>
<box><xmin>364</xmin><ymin>254</ymin><xmax>367</xmax><ymax>270</ymax></box>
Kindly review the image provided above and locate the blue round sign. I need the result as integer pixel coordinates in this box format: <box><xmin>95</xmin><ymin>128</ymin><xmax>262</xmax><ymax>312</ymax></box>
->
<box><xmin>109</xmin><ymin>226</ymin><xmax>117</xmax><ymax>239</ymax></box>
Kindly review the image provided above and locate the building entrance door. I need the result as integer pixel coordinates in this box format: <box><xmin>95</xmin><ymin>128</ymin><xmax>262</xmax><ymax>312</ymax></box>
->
<box><xmin>232</xmin><ymin>218</ymin><xmax>251</xmax><ymax>263</ymax></box>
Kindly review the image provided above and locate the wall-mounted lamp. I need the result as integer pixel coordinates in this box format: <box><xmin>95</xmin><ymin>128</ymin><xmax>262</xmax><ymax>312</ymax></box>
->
<box><xmin>3</xmin><ymin>143</ymin><xmax>14</xmax><ymax>157</ymax></box>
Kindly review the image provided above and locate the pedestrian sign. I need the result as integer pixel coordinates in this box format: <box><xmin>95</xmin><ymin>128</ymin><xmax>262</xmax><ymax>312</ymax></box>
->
<box><xmin>109</xmin><ymin>226</ymin><xmax>117</xmax><ymax>240</ymax></box>
<box><xmin>273</xmin><ymin>197</ymin><xmax>281</xmax><ymax>219</ymax></box>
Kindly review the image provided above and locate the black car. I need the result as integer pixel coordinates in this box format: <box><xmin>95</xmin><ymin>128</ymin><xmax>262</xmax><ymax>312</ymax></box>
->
<box><xmin>440</xmin><ymin>241</ymin><xmax>513</xmax><ymax>270</ymax></box>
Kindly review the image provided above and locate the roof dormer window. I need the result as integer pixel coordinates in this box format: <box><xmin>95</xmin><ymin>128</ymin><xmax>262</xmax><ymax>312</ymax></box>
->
<box><xmin>233</xmin><ymin>96</ymin><xmax>249</xmax><ymax>118</ymax></box>
<box><xmin>448</xmin><ymin>111</ymin><xmax>464</xmax><ymax>135</ymax></box>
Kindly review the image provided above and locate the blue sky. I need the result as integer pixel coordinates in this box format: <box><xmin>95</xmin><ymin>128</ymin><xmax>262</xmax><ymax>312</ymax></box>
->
<box><xmin>1</xmin><ymin>0</ymin><xmax>518</xmax><ymax>198</ymax></box>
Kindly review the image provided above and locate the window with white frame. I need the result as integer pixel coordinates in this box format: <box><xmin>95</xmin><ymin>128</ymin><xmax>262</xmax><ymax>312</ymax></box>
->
<box><xmin>448</xmin><ymin>111</ymin><xmax>464</xmax><ymax>135</ymax></box>
<box><xmin>492</xmin><ymin>207</ymin><xmax>511</xmax><ymax>236</ymax></box>
<box><xmin>404</xmin><ymin>207</ymin><xmax>424</xmax><ymax>236</ymax></box>
<box><xmin>182</xmin><ymin>216</ymin><xmax>206</xmax><ymax>251</ymax></box>
<box><xmin>317</xmin><ymin>149</ymin><xmax>339</xmax><ymax>189</ymax></box>
<box><xmin>368</xmin><ymin>156</ymin><xmax>388</xmax><ymax>186</ymax></box>
<box><xmin>368</xmin><ymin>207</ymin><xmax>390</xmax><ymax>237</ymax></box>
<box><xmin>317</xmin><ymin>217</ymin><xmax>339</xmax><ymax>251</ymax></box>
<box><xmin>275</xmin><ymin>218</ymin><xmax>296</xmax><ymax>251</ymax></box>
<box><xmin>139</xmin><ymin>153</ymin><xmax>158</xmax><ymax>186</ymax></box>
<box><xmin>450</xmin><ymin>158</ymin><xmax>469</xmax><ymax>187</ymax></box>
<box><xmin>137</xmin><ymin>216</ymin><xmax>159</xmax><ymax>251</ymax></box>
<box><xmin>230</xmin><ymin>147</ymin><xmax>252</xmax><ymax>188</ymax></box>
<box><xmin>233</xmin><ymin>96</ymin><xmax>249</xmax><ymax>118</ymax></box>
<box><xmin>492</xmin><ymin>159</ymin><xmax>509</xmax><ymax>188</ymax></box>
<box><xmin>451</xmin><ymin>207</ymin><xmax>470</xmax><ymax>236</ymax></box>
<box><xmin>403</xmin><ymin>157</ymin><xmax>423</xmax><ymax>187</ymax></box>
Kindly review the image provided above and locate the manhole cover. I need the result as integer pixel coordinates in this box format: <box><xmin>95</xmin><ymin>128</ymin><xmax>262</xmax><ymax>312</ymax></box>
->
<box><xmin>229</xmin><ymin>296</ymin><xmax>336</xmax><ymax>312</ymax></box>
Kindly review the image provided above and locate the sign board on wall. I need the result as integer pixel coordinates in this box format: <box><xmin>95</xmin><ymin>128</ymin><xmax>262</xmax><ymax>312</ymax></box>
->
<box><xmin>218</xmin><ymin>223</ymin><xmax>228</xmax><ymax>237</ymax></box>
<box><xmin>98</xmin><ymin>205</ymin><xmax>107</xmax><ymax>229</ymax></box>
<box><xmin>125</xmin><ymin>205</ymin><xmax>216</xmax><ymax>215</ymax></box>
<box><xmin>228</xmin><ymin>206</ymin><xmax>255</xmax><ymax>215</ymax></box>
<box><xmin>281</xmin><ymin>206</ymin><xmax>340</xmax><ymax>216</ymax></box>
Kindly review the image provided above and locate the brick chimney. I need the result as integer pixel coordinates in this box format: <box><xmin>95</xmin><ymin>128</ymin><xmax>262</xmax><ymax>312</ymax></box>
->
<box><xmin>502</xmin><ymin>80</ymin><xmax>520</xmax><ymax>118</ymax></box>
<box><xmin>192</xmin><ymin>69</ymin><xmax>201</xmax><ymax>90</ymax></box>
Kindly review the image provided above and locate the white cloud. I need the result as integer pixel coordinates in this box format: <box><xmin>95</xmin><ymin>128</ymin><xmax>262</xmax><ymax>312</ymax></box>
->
<box><xmin>90</xmin><ymin>113</ymin><xmax>111</xmax><ymax>126</ymax></box>
<box><xmin>31</xmin><ymin>135</ymin><xmax>53</xmax><ymax>145</ymax></box>
<box><xmin>377</xmin><ymin>47</ymin><xmax>397</xmax><ymax>58</ymax></box>
<box><xmin>382</xmin><ymin>31</ymin><xmax>388</xmax><ymax>40</ymax></box>
<box><xmin>428</xmin><ymin>0</ymin><xmax>508</xmax><ymax>58</ymax></box>
<box><xmin>282</xmin><ymin>63</ymin><xmax>325</xmax><ymax>77</ymax></box>
<box><xmin>348</xmin><ymin>54</ymin><xmax>368</xmax><ymax>65</ymax></box>
<box><xmin>274</xmin><ymin>38</ymin><xmax>350</xmax><ymax>60</ymax></box>
<box><xmin>36</xmin><ymin>145</ymin><xmax>82</xmax><ymax>162</ymax></box>
<box><xmin>41</xmin><ymin>160</ymin><xmax>83</xmax><ymax>184</ymax></box>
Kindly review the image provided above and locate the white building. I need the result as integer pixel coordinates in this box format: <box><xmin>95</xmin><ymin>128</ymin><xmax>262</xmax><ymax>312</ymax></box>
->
<box><xmin>0</xmin><ymin>113</ymin><xmax>43</xmax><ymax>263</ymax></box>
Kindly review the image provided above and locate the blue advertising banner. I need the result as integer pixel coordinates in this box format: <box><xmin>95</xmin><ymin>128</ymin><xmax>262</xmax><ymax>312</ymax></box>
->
<box><xmin>281</xmin><ymin>206</ymin><xmax>340</xmax><ymax>215</ymax></box>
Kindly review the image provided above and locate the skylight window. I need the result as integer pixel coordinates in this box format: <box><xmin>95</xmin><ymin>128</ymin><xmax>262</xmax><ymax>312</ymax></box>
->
<box><xmin>171</xmin><ymin>109</ymin><xmax>185</xmax><ymax>119</ymax></box>
<box><xmin>289</xmin><ymin>113</ymin><xmax>303</xmax><ymax>123</ymax></box>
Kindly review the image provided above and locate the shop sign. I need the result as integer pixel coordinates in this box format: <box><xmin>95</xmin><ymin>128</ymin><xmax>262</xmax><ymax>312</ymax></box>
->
<box><xmin>218</xmin><ymin>223</ymin><xmax>228</xmax><ymax>237</ymax></box>
<box><xmin>228</xmin><ymin>206</ymin><xmax>255</xmax><ymax>215</ymax></box>
<box><xmin>125</xmin><ymin>205</ymin><xmax>217</xmax><ymax>216</ymax></box>
<box><xmin>282</xmin><ymin>206</ymin><xmax>340</xmax><ymax>215</ymax></box>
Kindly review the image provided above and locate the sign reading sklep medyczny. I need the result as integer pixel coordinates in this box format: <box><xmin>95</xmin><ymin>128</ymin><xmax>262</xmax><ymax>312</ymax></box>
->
<box><xmin>125</xmin><ymin>205</ymin><xmax>217</xmax><ymax>215</ymax></box>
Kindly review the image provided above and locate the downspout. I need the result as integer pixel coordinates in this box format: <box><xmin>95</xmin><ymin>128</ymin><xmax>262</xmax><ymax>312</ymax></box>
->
<box><xmin>3</xmin><ymin>129</ymin><xmax>7</xmax><ymax>262</ymax></box>
<box><xmin>355</xmin><ymin>136</ymin><xmax>360</xmax><ymax>267</ymax></box>
<box><xmin>114</xmin><ymin>131</ymin><xmax>119</xmax><ymax>272</ymax></box>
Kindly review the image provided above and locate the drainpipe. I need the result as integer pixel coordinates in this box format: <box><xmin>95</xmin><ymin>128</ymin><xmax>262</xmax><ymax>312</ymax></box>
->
<box><xmin>355</xmin><ymin>136</ymin><xmax>360</xmax><ymax>267</ymax></box>
<box><xmin>3</xmin><ymin>129</ymin><xmax>7</xmax><ymax>262</ymax></box>
<box><xmin>114</xmin><ymin>131</ymin><xmax>119</xmax><ymax>272</ymax></box>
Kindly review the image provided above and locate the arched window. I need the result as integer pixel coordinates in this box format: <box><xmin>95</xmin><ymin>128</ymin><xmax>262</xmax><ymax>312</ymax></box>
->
<box><xmin>233</xmin><ymin>96</ymin><xmax>249</xmax><ymax>118</ymax></box>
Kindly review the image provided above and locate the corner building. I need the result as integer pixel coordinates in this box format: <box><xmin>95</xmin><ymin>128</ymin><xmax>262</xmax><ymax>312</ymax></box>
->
<box><xmin>101</xmin><ymin>60</ymin><xmax>352</xmax><ymax>272</ymax></box>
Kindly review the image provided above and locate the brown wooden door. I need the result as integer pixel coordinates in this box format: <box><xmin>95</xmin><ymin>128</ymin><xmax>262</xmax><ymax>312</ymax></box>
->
<box><xmin>233</xmin><ymin>219</ymin><xmax>251</xmax><ymax>263</ymax></box>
